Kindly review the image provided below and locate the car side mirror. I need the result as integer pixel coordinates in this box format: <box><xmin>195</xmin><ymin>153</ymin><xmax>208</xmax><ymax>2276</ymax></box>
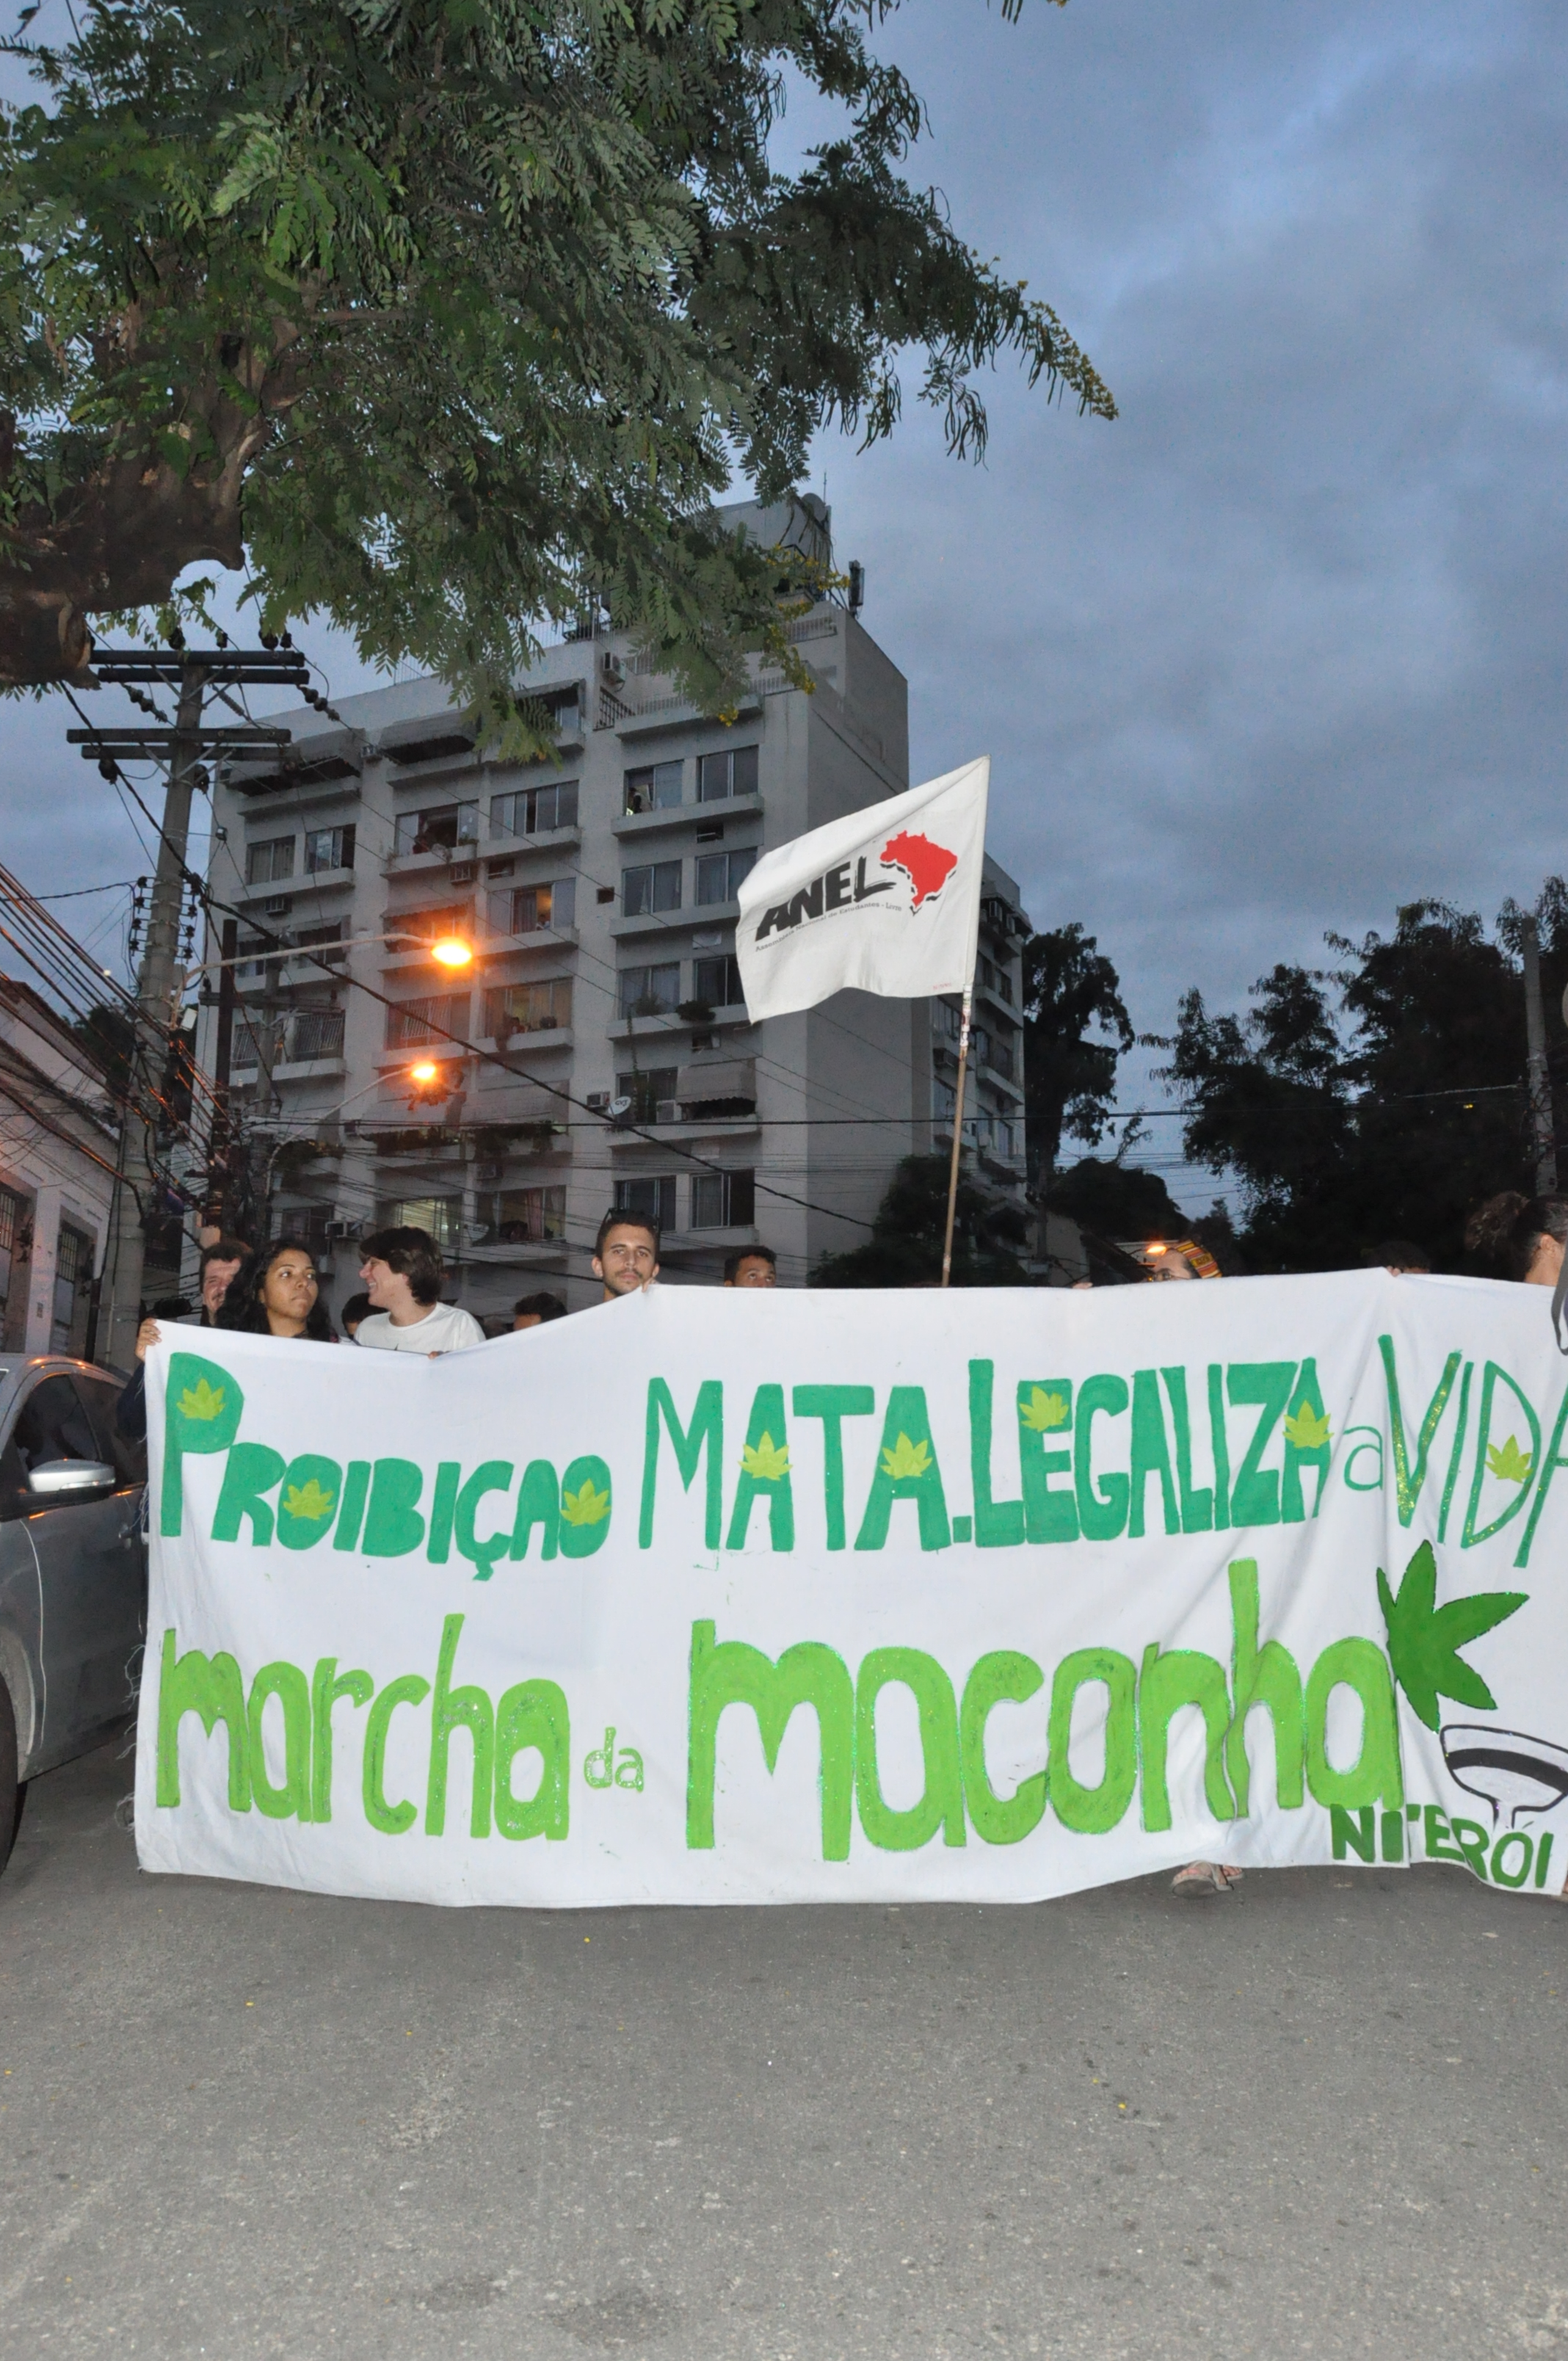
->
<box><xmin>27</xmin><ymin>1459</ymin><xmax>117</xmax><ymax>1498</ymax></box>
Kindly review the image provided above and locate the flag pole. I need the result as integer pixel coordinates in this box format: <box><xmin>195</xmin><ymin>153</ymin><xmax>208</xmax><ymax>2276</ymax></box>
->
<box><xmin>940</xmin><ymin>984</ymin><xmax>973</xmax><ymax>1288</ymax></box>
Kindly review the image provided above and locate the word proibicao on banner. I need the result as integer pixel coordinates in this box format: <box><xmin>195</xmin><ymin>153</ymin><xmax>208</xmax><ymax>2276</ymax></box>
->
<box><xmin>136</xmin><ymin>1273</ymin><xmax>1568</xmax><ymax>1908</ymax></box>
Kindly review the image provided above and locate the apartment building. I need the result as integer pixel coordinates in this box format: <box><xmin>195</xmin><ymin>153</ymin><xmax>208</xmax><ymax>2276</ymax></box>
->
<box><xmin>0</xmin><ymin>978</ymin><xmax>117</xmax><ymax>1355</ymax></box>
<box><xmin>199</xmin><ymin>500</ymin><xmax>1033</xmax><ymax>1314</ymax></box>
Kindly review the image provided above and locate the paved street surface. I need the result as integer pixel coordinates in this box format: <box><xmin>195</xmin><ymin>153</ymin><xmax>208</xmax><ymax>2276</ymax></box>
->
<box><xmin>0</xmin><ymin>1736</ymin><xmax>1563</xmax><ymax>2360</ymax></box>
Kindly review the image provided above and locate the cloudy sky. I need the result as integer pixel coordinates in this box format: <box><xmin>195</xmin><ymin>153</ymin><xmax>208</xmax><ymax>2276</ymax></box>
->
<box><xmin>8</xmin><ymin>0</ymin><xmax>1567</xmax><ymax>1208</ymax></box>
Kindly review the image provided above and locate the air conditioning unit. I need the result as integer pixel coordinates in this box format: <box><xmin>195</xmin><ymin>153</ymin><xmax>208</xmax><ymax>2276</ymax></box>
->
<box><xmin>656</xmin><ymin>1099</ymin><xmax>680</xmax><ymax>1125</ymax></box>
<box><xmin>323</xmin><ymin>1218</ymin><xmax>360</xmax><ymax>1241</ymax></box>
<box><xmin>600</xmin><ymin>650</ymin><xmax>625</xmax><ymax>689</ymax></box>
<box><xmin>477</xmin><ymin>1158</ymin><xmax>504</xmax><ymax>1183</ymax></box>
<box><xmin>449</xmin><ymin>861</ymin><xmax>476</xmax><ymax>885</ymax></box>
<box><xmin>264</xmin><ymin>896</ymin><xmax>293</xmax><ymax>919</ymax></box>
<box><xmin>586</xmin><ymin>1092</ymin><xmax>611</xmax><ymax>1113</ymax></box>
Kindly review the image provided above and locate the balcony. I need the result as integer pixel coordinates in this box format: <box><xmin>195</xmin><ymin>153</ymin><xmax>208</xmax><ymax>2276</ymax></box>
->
<box><xmin>611</xmin><ymin>793</ymin><xmax>763</xmax><ymax>841</ymax></box>
<box><xmin>610</xmin><ymin>899</ymin><xmax>739</xmax><ymax>943</ymax></box>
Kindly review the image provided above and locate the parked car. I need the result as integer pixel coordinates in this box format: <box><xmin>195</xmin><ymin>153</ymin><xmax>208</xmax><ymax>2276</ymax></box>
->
<box><xmin>0</xmin><ymin>1354</ymin><xmax>147</xmax><ymax>1876</ymax></box>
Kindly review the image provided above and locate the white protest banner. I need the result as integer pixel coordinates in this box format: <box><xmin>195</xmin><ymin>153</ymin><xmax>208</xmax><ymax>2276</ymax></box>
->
<box><xmin>137</xmin><ymin>1272</ymin><xmax>1568</xmax><ymax>1908</ymax></box>
<box><xmin>735</xmin><ymin>756</ymin><xmax>988</xmax><ymax>1020</ymax></box>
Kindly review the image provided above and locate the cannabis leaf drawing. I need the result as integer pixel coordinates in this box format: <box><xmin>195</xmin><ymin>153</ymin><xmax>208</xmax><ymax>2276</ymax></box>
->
<box><xmin>1282</xmin><ymin>1400</ymin><xmax>1331</xmax><ymax>1451</ymax></box>
<box><xmin>282</xmin><ymin>1478</ymin><xmax>335</xmax><ymax>1523</ymax></box>
<box><xmin>178</xmin><ymin>1377</ymin><xmax>225</xmax><ymax>1421</ymax></box>
<box><xmin>1486</xmin><ymin>1435</ymin><xmax>1533</xmax><ymax>1484</ymax></box>
<box><xmin>561</xmin><ymin>1476</ymin><xmax>611</xmax><ymax>1528</ymax></box>
<box><xmin>881</xmin><ymin>1432</ymin><xmax>932</xmax><ymax>1481</ymax></box>
<box><xmin>1019</xmin><ymin>1387</ymin><xmax>1070</xmax><ymax>1434</ymax></box>
<box><xmin>740</xmin><ymin>1432</ymin><xmax>791</xmax><ymax>1481</ymax></box>
<box><xmin>1376</xmin><ymin>1540</ymin><xmax>1528</xmax><ymax>1730</ymax></box>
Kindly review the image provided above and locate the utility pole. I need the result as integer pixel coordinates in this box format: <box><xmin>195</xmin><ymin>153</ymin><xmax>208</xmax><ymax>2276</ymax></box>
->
<box><xmin>98</xmin><ymin>658</ymin><xmax>207</xmax><ymax>1368</ymax></box>
<box><xmin>1521</xmin><ymin>910</ymin><xmax>1558</xmax><ymax>1195</ymax></box>
<box><xmin>75</xmin><ymin>640</ymin><xmax>305</xmax><ymax>1368</ymax></box>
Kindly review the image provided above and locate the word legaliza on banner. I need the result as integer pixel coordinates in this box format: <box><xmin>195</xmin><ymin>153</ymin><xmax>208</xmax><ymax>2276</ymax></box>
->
<box><xmin>137</xmin><ymin>1270</ymin><xmax>1568</xmax><ymax>1910</ymax></box>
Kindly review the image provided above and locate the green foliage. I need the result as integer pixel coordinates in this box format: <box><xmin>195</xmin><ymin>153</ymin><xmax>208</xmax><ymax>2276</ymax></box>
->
<box><xmin>0</xmin><ymin>0</ymin><xmax>1112</xmax><ymax>714</ymax></box>
<box><xmin>1154</xmin><ymin>899</ymin><xmax>1540</xmax><ymax>1271</ymax></box>
<box><xmin>811</xmin><ymin>1153</ymin><xmax>1028</xmax><ymax>1288</ymax></box>
<box><xmin>1376</xmin><ymin>1540</ymin><xmax>1526</xmax><ymax>1732</ymax></box>
<box><xmin>1022</xmin><ymin>922</ymin><xmax>1133</xmax><ymax>1183</ymax></box>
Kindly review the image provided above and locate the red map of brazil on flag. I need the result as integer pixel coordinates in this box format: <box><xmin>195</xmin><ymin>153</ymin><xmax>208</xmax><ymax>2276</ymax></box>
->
<box><xmin>879</xmin><ymin>830</ymin><xmax>959</xmax><ymax>909</ymax></box>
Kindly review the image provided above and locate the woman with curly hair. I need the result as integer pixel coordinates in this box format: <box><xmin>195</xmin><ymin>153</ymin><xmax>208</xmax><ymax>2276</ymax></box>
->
<box><xmin>1464</xmin><ymin>1192</ymin><xmax>1568</xmax><ymax>1287</ymax></box>
<box><xmin>219</xmin><ymin>1241</ymin><xmax>336</xmax><ymax>1342</ymax></box>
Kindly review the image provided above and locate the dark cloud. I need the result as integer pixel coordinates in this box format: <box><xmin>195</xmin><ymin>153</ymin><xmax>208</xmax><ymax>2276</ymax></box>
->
<box><xmin>803</xmin><ymin>0</ymin><xmax>1568</xmax><ymax>1190</ymax></box>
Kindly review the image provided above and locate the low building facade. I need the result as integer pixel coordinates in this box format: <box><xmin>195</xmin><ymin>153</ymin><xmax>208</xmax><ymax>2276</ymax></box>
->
<box><xmin>0</xmin><ymin>979</ymin><xmax>117</xmax><ymax>1357</ymax></box>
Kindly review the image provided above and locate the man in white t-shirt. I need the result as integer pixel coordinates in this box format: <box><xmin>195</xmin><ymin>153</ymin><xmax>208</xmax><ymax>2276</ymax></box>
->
<box><xmin>354</xmin><ymin>1226</ymin><xmax>486</xmax><ymax>1354</ymax></box>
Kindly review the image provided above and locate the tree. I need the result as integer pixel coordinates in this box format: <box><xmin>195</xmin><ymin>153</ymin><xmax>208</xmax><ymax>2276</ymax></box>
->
<box><xmin>812</xmin><ymin>1154</ymin><xmax>1029</xmax><ymax>1287</ymax></box>
<box><xmin>1154</xmin><ymin>901</ymin><xmax>1537</xmax><ymax>1272</ymax></box>
<box><xmin>1022</xmin><ymin>922</ymin><xmax>1134</xmax><ymax>1186</ymax></box>
<box><xmin>0</xmin><ymin>0</ymin><xmax>1114</xmax><ymax>723</ymax></box>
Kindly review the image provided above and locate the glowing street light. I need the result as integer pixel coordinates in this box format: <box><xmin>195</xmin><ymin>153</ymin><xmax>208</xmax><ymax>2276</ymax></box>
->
<box><xmin>427</xmin><ymin>936</ymin><xmax>473</xmax><ymax>970</ymax></box>
<box><xmin>408</xmin><ymin>1059</ymin><xmax>440</xmax><ymax>1087</ymax></box>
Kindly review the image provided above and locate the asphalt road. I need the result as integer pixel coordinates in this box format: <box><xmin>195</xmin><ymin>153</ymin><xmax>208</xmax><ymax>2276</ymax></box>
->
<box><xmin>0</xmin><ymin>1736</ymin><xmax>1563</xmax><ymax>2360</ymax></box>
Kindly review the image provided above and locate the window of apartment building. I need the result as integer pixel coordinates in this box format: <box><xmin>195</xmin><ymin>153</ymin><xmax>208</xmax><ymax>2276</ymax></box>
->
<box><xmin>289</xmin><ymin>1007</ymin><xmax>346</xmax><ymax>1062</ymax></box>
<box><xmin>689</xmin><ymin>1168</ymin><xmax>756</xmax><ymax>1228</ymax></box>
<box><xmin>295</xmin><ymin>921</ymin><xmax>347</xmax><ymax>967</ymax></box>
<box><xmin>692</xmin><ymin>953</ymin><xmax>744</xmax><ymax>1010</ymax></box>
<box><xmin>694</xmin><ymin>847</ymin><xmax>757</xmax><ymax>906</ymax></box>
<box><xmin>491</xmin><ymin>780</ymin><xmax>579</xmax><ymax>838</ymax></box>
<box><xmin>393</xmin><ymin>802</ymin><xmax>479</xmax><ymax>855</ymax></box>
<box><xmin>380</xmin><ymin>1196</ymin><xmax>460</xmax><ymax>1252</ymax></box>
<box><xmin>977</xmin><ymin>952</ymin><xmax>1015</xmax><ymax>1007</ymax></box>
<box><xmin>496</xmin><ymin>878</ymin><xmax>576</xmax><ymax>935</ymax></box>
<box><xmin>697</xmin><ymin>745</ymin><xmax>759</xmax><ymax>803</ymax></box>
<box><xmin>236</xmin><ymin>930</ymin><xmax>274</xmax><ymax>981</ymax></box>
<box><xmin>615</xmin><ymin>1067</ymin><xmax>678</xmax><ymax>1123</ymax></box>
<box><xmin>614</xmin><ymin>1175</ymin><xmax>676</xmax><ymax>1231</ymax></box>
<box><xmin>618</xmin><ymin>962</ymin><xmax>681</xmax><ymax>1018</ymax></box>
<box><xmin>392</xmin><ymin>902</ymin><xmax>471</xmax><ymax>950</ymax></box>
<box><xmin>247</xmin><ymin>835</ymin><xmax>296</xmax><ymax>885</ymax></box>
<box><xmin>484</xmin><ymin>977</ymin><xmax>572</xmax><ymax>1037</ymax></box>
<box><xmin>488</xmin><ymin>1185</ymin><xmax>567</xmax><ymax>1244</ymax></box>
<box><xmin>622</xmin><ymin>859</ymin><xmax>681</xmax><ymax>918</ymax></box>
<box><xmin>623</xmin><ymin>761</ymin><xmax>683</xmax><ymax>815</ymax></box>
<box><xmin>385</xmin><ymin>993</ymin><xmax>470</xmax><ymax>1048</ymax></box>
<box><xmin>0</xmin><ymin>1181</ymin><xmax>23</xmax><ymax>1325</ymax></box>
<box><xmin>984</xmin><ymin>1033</ymin><xmax>1015</xmax><ymax>1080</ymax></box>
<box><xmin>305</xmin><ymin>823</ymin><xmax>355</xmax><ymax>874</ymax></box>
<box><xmin>274</xmin><ymin>1204</ymin><xmax>333</xmax><ymax>1255</ymax></box>
<box><xmin>51</xmin><ymin>1221</ymin><xmax>92</xmax><ymax>1355</ymax></box>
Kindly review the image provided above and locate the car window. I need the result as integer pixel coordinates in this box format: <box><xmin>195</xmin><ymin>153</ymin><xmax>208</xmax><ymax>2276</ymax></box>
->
<box><xmin>70</xmin><ymin>1374</ymin><xmax>139</xmax><ymax>1487</ymax></box>
<box><xmin>0</xmin><ymin>1373</ymin><xmax>124</xmax><ymax>1520</ymax></box>
<box><xmin>14</xmin><ymin>1375</ymin><xmax>101</xmax><ymax>1470</ymax></box>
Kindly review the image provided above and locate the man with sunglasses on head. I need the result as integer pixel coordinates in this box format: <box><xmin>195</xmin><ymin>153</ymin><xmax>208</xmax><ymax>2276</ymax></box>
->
<box><xmin>592</xmin><ymin>1209</ymin><xmax>660</xmax><ymax>1302</ymax></box>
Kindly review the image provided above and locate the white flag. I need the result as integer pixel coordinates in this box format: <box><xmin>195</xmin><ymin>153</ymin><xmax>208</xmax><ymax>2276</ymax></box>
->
<box><xmin>736</xmin><ymin>756</ymin><xmax>989</xmax><ymax>1022</ymax></box>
